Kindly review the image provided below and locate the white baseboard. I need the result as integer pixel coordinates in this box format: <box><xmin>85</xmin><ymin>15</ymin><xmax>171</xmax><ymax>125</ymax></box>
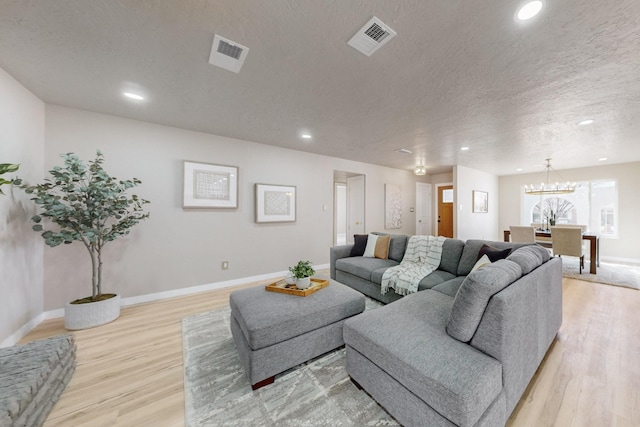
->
<box><xmin>600</xmin><ymin>256</ymin><xmax>640</xmax><ymax>266</ymax></box>
<box><xmin>1</xmin><ymin>264</ymin><xmax>330</xmax><ymax>348</ymax></box>
<box><xmin>0</xmin><ymin>313</ymin><xmax>45</xmax><ymax>348</ymax></box>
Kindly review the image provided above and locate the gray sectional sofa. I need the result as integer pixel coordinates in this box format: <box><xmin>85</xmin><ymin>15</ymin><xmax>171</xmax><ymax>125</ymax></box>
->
<box><xmin>330</xmin><ymin>235</ymin><xmax>563</xmax><ymax>426</ymax></box>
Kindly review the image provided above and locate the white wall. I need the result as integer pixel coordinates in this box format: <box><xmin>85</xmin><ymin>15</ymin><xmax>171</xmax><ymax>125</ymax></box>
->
<box><xmin>42</xmin><ymin>105</ymin><xmax>422</xmax><ymax>310</ymax></box>
<box><xmin>454</xmin><ymin>165</ymin><xmax>500</xmax><ymax>241</ymax></box>
<box><xmin>499</xmin><ymin>162</ymin><xmax>640</xmax><ymax>263</ymax></box>
<box><xmin>0</xmin><ymin>67</ymin><xmax>45</xmax><ymax>345</ymax></box>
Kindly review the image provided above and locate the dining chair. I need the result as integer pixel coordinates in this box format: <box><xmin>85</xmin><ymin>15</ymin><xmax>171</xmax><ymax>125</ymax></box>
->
<box><xmin>550</xmin><ymin>226</ymin><xmax>585</xmax><ymax>273</ymax></box>
<box><xmin>509</xmin><ymin>226</ymin><xmax>536</xmax><ymax>243</ymax></box>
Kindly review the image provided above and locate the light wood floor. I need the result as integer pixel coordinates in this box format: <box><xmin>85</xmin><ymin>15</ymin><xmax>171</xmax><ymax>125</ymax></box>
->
<box><xmin>20</xmin><ymin>278</ymin><xmax>640</xmax><ymax>427</ymax></box>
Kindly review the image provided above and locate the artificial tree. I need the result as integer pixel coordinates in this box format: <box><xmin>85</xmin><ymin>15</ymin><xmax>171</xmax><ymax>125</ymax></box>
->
<box><xmin>20</xmin><ymin>151</ymin><xmax>149</xmax><ymax>302</ymax></box>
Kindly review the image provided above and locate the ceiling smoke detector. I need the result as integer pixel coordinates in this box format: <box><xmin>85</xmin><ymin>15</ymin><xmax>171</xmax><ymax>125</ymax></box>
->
<box><xmin>209</xmin><ymin>34</ymin><xmax>249</xmax><ymax>73</ymax></box>
<box><xmin>348</xmin><ymin>17</ymin><xmax>397</xmax><ymax>57</ymax></box>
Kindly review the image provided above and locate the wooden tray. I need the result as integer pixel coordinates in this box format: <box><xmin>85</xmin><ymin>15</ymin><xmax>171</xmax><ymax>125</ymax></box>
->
<box><xmin>265</xmin><ymin>278</ymin><xmax>329</xmax><ymax>297</ymax></box>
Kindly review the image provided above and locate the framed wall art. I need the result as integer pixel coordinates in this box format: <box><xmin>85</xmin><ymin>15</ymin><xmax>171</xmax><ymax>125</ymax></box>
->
<box><xmin>255</xmin><ymin>183</ymin><xmax>296</xmax><ymax>223</ymax></box>
<box><xmin>183</xmin><ymin>161</ymin><xmax>238</xmax><ymax>208</ymax></box>
<box><xmin>473</xmin><ymin>190</ymin><xmax>488</xmax><ymax>213</ymax></box>
<box><xmin>384</xmin><ymin>183</ymin><xmax>402</xmax><ymax>229</ymax></box>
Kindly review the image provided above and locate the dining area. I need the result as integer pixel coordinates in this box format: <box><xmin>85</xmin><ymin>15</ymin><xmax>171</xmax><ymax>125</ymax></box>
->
<box><xmin>504</xmin><ymin>225</ymin><xmax>600</xmax><ymax>274</ymax></box>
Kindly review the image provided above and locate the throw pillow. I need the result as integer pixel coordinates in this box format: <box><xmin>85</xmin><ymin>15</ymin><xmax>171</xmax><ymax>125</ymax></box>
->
<box><xmin>374</xmin><ymin>235</ymin><xmax>391</xmax><ymax>259</ymax></box>
<box><xmin>477</xmin><ymin>244</ymin><xmax>511</xmax><ymax>262</ymax></box>
<box><xmin>470</xmin><ymin>254</ymin><xmax>491</xmax><ymax>273</ymax></box>
<box><xmin>350</xmin><ymin>234</ymin><xmax>369</xmax><ymax>257</ymax></box>
<box><xmin>363</xmin><ymin>234</ymin><xmax>379</xmax><ymax>257</ymax></box>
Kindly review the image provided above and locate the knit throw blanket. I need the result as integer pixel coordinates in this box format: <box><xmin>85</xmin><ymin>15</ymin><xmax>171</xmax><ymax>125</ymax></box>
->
<box><xmin>381</xmin><ymin>235</ymin><xmax>446</xmax><ymax>296</ymax></box>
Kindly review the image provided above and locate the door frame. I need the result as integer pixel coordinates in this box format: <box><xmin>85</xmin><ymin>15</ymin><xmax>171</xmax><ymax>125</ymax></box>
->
<box><xmin>434</xmin><ymin>182</ymin><xmax>454</xmax><ymax>237</ymax></box>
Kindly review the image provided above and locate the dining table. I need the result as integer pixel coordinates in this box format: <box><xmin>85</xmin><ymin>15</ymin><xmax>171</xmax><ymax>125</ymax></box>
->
<box><xmin>503</xmin><ymin>229</ymin><xmax>600</xmax><ymax>274</ymax></box>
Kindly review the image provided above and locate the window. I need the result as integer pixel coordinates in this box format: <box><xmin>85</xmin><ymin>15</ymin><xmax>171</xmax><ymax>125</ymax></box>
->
<box><xmin>522</xmin><ymin>179</ymin><xmax>617</xmax><ymax>237</ymax></box>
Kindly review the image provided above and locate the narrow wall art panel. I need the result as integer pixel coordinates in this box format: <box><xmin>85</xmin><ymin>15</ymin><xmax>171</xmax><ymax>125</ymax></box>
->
<box><xmin>385</xmin><ymin>184</ymin><xmax>402</xmax><ymax>229</ymax></box>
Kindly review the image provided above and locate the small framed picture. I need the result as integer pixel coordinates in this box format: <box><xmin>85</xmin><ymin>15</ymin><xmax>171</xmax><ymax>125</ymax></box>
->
<box><xmin>473</xmin><ymin>190</ymin><xmax>488</xmax><ymax>213</ymax></box>
<box><xmin>183</xmin><ymin>161</ymin><xmax>238</xmax><ymax>208</ymax></box>
<box><xmin>255</xmin><ymin>183</ymin><xmax>296</xmax><ymax>223</ymax></box>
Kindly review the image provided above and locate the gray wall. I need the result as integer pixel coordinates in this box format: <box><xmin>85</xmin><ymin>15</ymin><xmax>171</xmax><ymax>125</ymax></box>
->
<box><xmin>43</xmin><ymin>105</ymin><xmax>424</xmax><ymax>310</ymax></box>
<box><xmin>0</xmin><ymin>67</ymin><xmax>45</xmax><ymax>345</ymax></box>
<box><xmin>499</xmin><ymin>162</ymin><xmax>640</xmax><ymax>263</ymax></box>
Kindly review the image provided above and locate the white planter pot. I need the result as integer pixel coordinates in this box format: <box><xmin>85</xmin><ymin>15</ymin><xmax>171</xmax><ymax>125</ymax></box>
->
<box><xmin>284</xmin><ymin>272</ymin><xmax>296</xmax><ymax>285</ymax></box>
<box><xmin>65</xmin><ymin>294</ymin><xmax>121</xmax><ymax>330</ymax></box>
<box><xmin>296</xmin><ymin>277</ymin><xmax>311</xmax><ymax>290</ymax></box>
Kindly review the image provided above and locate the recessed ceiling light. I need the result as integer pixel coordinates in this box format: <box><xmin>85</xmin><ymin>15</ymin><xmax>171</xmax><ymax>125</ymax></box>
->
<box><xmin>516</xmin><ymin>1</ymin><xmax>544</xmax><ymax>21</ymax></box>
<box><xmin>598</xmin><ymin>157</ymin><xmax>608</xmax><ymax>161</ymax></box>
<box><xmin>578</xmin><ymin>119</ymin><xmax>595</xmax><ymax>126</ymax></box>
<box><xmin>460</xmin><ymin>147</ymin><xmax>469</xmax><ymax>151</ymax></box>
<box><xmin>516</xmin><ymin>168</ymin><xmax>523</xmax><ymax>172</ymax></box>
<box><xmin>394</xmin><ymin>149</ymin><xmax>412</xmax><ymax>154</ymax></box>
<box><xmin>123</xmin><ymin>92</ymin><xmax>144</xmax><ymax>101</ymax></box>
<box><xmin>301</xmin><ymin>133</ymin><xmax>312</xmax><ymax>139</ymax></box>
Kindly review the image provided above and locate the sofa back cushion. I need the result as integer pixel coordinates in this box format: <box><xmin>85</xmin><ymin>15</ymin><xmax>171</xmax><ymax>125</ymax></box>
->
<box><xmin>387</xmin><ymin>234</ymin><xmax>409</xmax><ymax>262</ymax></box>
<box><xmin>457</xmin><ymin>240</ymin><xmax>520</xmax><ymax>276</ymax></box>
<box><xmin>447</xmin><ymin>259</ymin><xmax>523</xmax><ymax>342</ymax></box>
<box><xmin>506</xmin><ymin>245</ymin><xmax>550</xmax><ymax>274</ymax></box>
<box><xmin>439</xmin><ymin>238</ymin><xmax>465</xmax><ymax>275</ymax></box>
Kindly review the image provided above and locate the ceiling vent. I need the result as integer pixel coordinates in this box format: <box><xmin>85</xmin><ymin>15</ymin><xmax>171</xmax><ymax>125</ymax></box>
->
<box><xmin>347</xmin><ymin>16</ymin><xmax>397</xmax><ymax>57</ymax></box>
<box><xmin>208</xmin><ymin>34</ymin><xmax>249</xmax><ymax>73</ymax></box>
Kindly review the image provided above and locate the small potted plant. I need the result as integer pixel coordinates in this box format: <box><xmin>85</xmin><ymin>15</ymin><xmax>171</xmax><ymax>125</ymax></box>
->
<box><xmin>289</xmin><ymin>260</ymin><xmax>315</xmax><ymax>290</ymax></box>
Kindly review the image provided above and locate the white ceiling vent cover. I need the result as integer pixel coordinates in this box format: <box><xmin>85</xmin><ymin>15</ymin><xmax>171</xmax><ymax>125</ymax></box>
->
<box><xmin>347</xmin><ymin>16</ymin><xmax>397</xmax><ymax>57</ymax></box>
<box><xmin>209</xmin><ymin>34</ymin><xmax>249</xmax><ymax>73</ymax></box>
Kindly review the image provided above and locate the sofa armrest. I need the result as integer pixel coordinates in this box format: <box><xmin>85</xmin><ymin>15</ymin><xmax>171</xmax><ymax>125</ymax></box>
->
<box><xmin>330</xmin><ymin>245</ymin><xmax>354</xmax><ymax>279</ymax></box>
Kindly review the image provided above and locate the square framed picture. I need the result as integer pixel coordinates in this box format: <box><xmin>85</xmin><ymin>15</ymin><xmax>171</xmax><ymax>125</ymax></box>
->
<box><xmin>255</xmin><ymin>183</ymin><xmax>296</xmax><ymax>223</ymax></box>
<box><xmin>183</xmin><ymin>161</ymin><xmax>238</xmax><ymax>208</ymax></box>
<box><xmin>473</xmin><ymin>190</ymin><xmax>488</xmax><ymax>213</ymax></box>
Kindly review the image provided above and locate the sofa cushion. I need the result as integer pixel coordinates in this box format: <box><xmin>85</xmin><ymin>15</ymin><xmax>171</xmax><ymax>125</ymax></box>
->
<box><xmin>335</xmin><ymin>257</ymin><xmax>399</xmax><ymax>281</ymax></box>
<box><xmin>431</xmin><ymin>276</ymin><xmax>465</xmax><ymax>297</ymax></box>
<box><xmin>349</xmin><ymin>234</ymin><xmax>368</xmax><ymax>257</ymax></box>
<box><xmin>447</xmin><ymin>259</ymin><xmax>523</xmax><ymax>342</ymax></box>
<box><xmin>344</xmin><ymin>290</ymin><xmax>503</xmax><ymax>427</ymax></box>
<box><xmin>507</xmin><ymin>245</ymin><xmax>550</xmax><ymax>274</ymax></box>
<box><xmin>374</xmin><ymin>235</ymin><xmax>391</xmax><ymax>259</ymax></box>
<box><xmin>439</xmin><ymin>238</ymin><xmax>465</xmax><ymax>275</ymax></box>
<box><xmin>457</xmin><ymin>240</ymin><xmax>520</xmax><ymax>276</ymax></box>
<box><xmin>416</xmin><ymin>269</ymin><xmax>457</xmax><ymax>290</ymax></box>
<box><xmin>388</xmin><ymin>234</ymin><xmax>409</xmax><ymax>262</ymax></box>
<box><xmin>363</xmin><ymin>234</ymin><xmax>379</xmax><ymax>257</ymax></box>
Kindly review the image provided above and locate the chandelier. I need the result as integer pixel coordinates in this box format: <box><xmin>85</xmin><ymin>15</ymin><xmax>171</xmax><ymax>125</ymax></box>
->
<box><xmin>414</xmin><ymin>165</ymin><xmax>426</xmax><ymax>176</ymax></box>
<box><xmin>524</xmin><ymin>159</ymin><xmax>576</xmax><ymax>195</ymax></box>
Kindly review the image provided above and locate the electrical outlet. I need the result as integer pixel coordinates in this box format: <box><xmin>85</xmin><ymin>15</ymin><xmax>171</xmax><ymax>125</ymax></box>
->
<box><xmin>222</xmin><ymin>261</ymin><xmax>229</xmax><ymax>270</ymax></box>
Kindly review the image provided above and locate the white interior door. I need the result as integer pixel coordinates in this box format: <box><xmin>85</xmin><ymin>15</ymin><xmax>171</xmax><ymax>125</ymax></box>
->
<box><xmin>346</xmin><ymin>175</ymin><xmax>365</xmax><ymax>243</ymax></box>
<box><xmin>334</xmin><ymin>183</ymin><xmax>347</xmax><ymax>245</ymax></box>
<box><xmin>416</xmin><ymin>182</ymin><xmax>432</xmax><ymax>235</ymax></box>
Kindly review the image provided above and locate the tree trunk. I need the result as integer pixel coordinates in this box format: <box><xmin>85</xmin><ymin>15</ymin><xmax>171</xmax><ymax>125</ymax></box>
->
<box><xmin>90</xmin><ymin>245</ymin><xmax>100</xmax><ymax>299</ymax></box>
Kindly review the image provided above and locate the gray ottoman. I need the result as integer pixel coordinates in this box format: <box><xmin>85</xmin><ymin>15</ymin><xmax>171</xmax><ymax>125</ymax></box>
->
<box><xmin>229</xmin><ymin>280</ymin><xmax>365</xmax><ymax>390</ymax></box>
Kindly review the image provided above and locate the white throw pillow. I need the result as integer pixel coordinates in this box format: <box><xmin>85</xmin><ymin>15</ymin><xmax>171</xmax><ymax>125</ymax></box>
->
<box><xmin>471</xmin><ymin>254</ymin><xmax>491</xmax><ymax>272</ymax></box>
<box><xmin>362</xmin><ymin>234</ymin><xmax>379</xmax><ymax>258</ymax></box>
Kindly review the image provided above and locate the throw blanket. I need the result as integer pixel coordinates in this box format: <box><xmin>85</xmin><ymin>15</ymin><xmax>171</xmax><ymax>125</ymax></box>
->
<box><xmin>381</xmin><ymin>235</ymin><xmax>445</xmax><ymax>296</ymax></box>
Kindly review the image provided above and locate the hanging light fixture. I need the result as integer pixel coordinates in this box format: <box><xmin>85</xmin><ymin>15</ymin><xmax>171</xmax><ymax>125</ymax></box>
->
<box><xmin>414</xmin><ymin>165</ymin><xmax>426</xmax><ymax>176</ymax></box>
<box><xmin>524</xmin><ymin>159</ymin><xmax>576</xmax><ymax>195</ymax></box>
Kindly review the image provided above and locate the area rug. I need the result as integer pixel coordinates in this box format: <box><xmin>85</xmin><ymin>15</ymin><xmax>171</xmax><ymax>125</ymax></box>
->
<box><xmin>182</xmin><ymin>299</ymin><xmax>398</xmax><ymax>427</ymax></box>
<box><xmin>561</xmin><ymin>259</ymin><xmax>640</xmax><ymax>290</ymax></box>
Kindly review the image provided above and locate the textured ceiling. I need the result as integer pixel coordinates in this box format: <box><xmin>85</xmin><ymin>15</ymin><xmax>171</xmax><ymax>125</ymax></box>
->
<box><xmin>1</xmin><ymin>0</ymin><xmax>639</xmax><ymax>176</ymax></box>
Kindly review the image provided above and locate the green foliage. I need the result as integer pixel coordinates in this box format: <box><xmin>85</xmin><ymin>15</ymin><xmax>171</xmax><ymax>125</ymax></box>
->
<box><xmin>24</xmin><ymin>151</ymin><xmax>150</xmax><ymax>299</ymax></box>
<box><xmin>0</xmin><ymin>163</ymin><xmax>20</xmax><ymax>195</ymax></box>
<box><xmin>289</xmin><ymin>260</ymin><xmax>315</xmax><ymax>279</ymax></box>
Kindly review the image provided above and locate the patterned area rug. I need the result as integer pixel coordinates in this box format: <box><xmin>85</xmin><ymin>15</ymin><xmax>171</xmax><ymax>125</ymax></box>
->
<box><xmin>562</xmin><ymin>259</ymin><xmax>640</xmax><ymax>290</ymax></box>
<box><xmin>182</xmin><ymin>299</ymin><xmax>398</xmax><ymax>426</ymax></box>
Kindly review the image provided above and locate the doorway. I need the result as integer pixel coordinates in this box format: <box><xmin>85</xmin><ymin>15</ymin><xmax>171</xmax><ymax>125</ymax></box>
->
<box><xmin>416</xmin><ymin>182</ymin><xmax>432</xmax><ymax>235</ymax></box>
<box><xmin>436</xmin><ymin>184</ymin><xmax>454</xmax><ymax>238</ymax></box>
<box><xmin>334</xmin><ymin>171</ymin><xmax>365</xmax><ymax>245</ymax></box>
